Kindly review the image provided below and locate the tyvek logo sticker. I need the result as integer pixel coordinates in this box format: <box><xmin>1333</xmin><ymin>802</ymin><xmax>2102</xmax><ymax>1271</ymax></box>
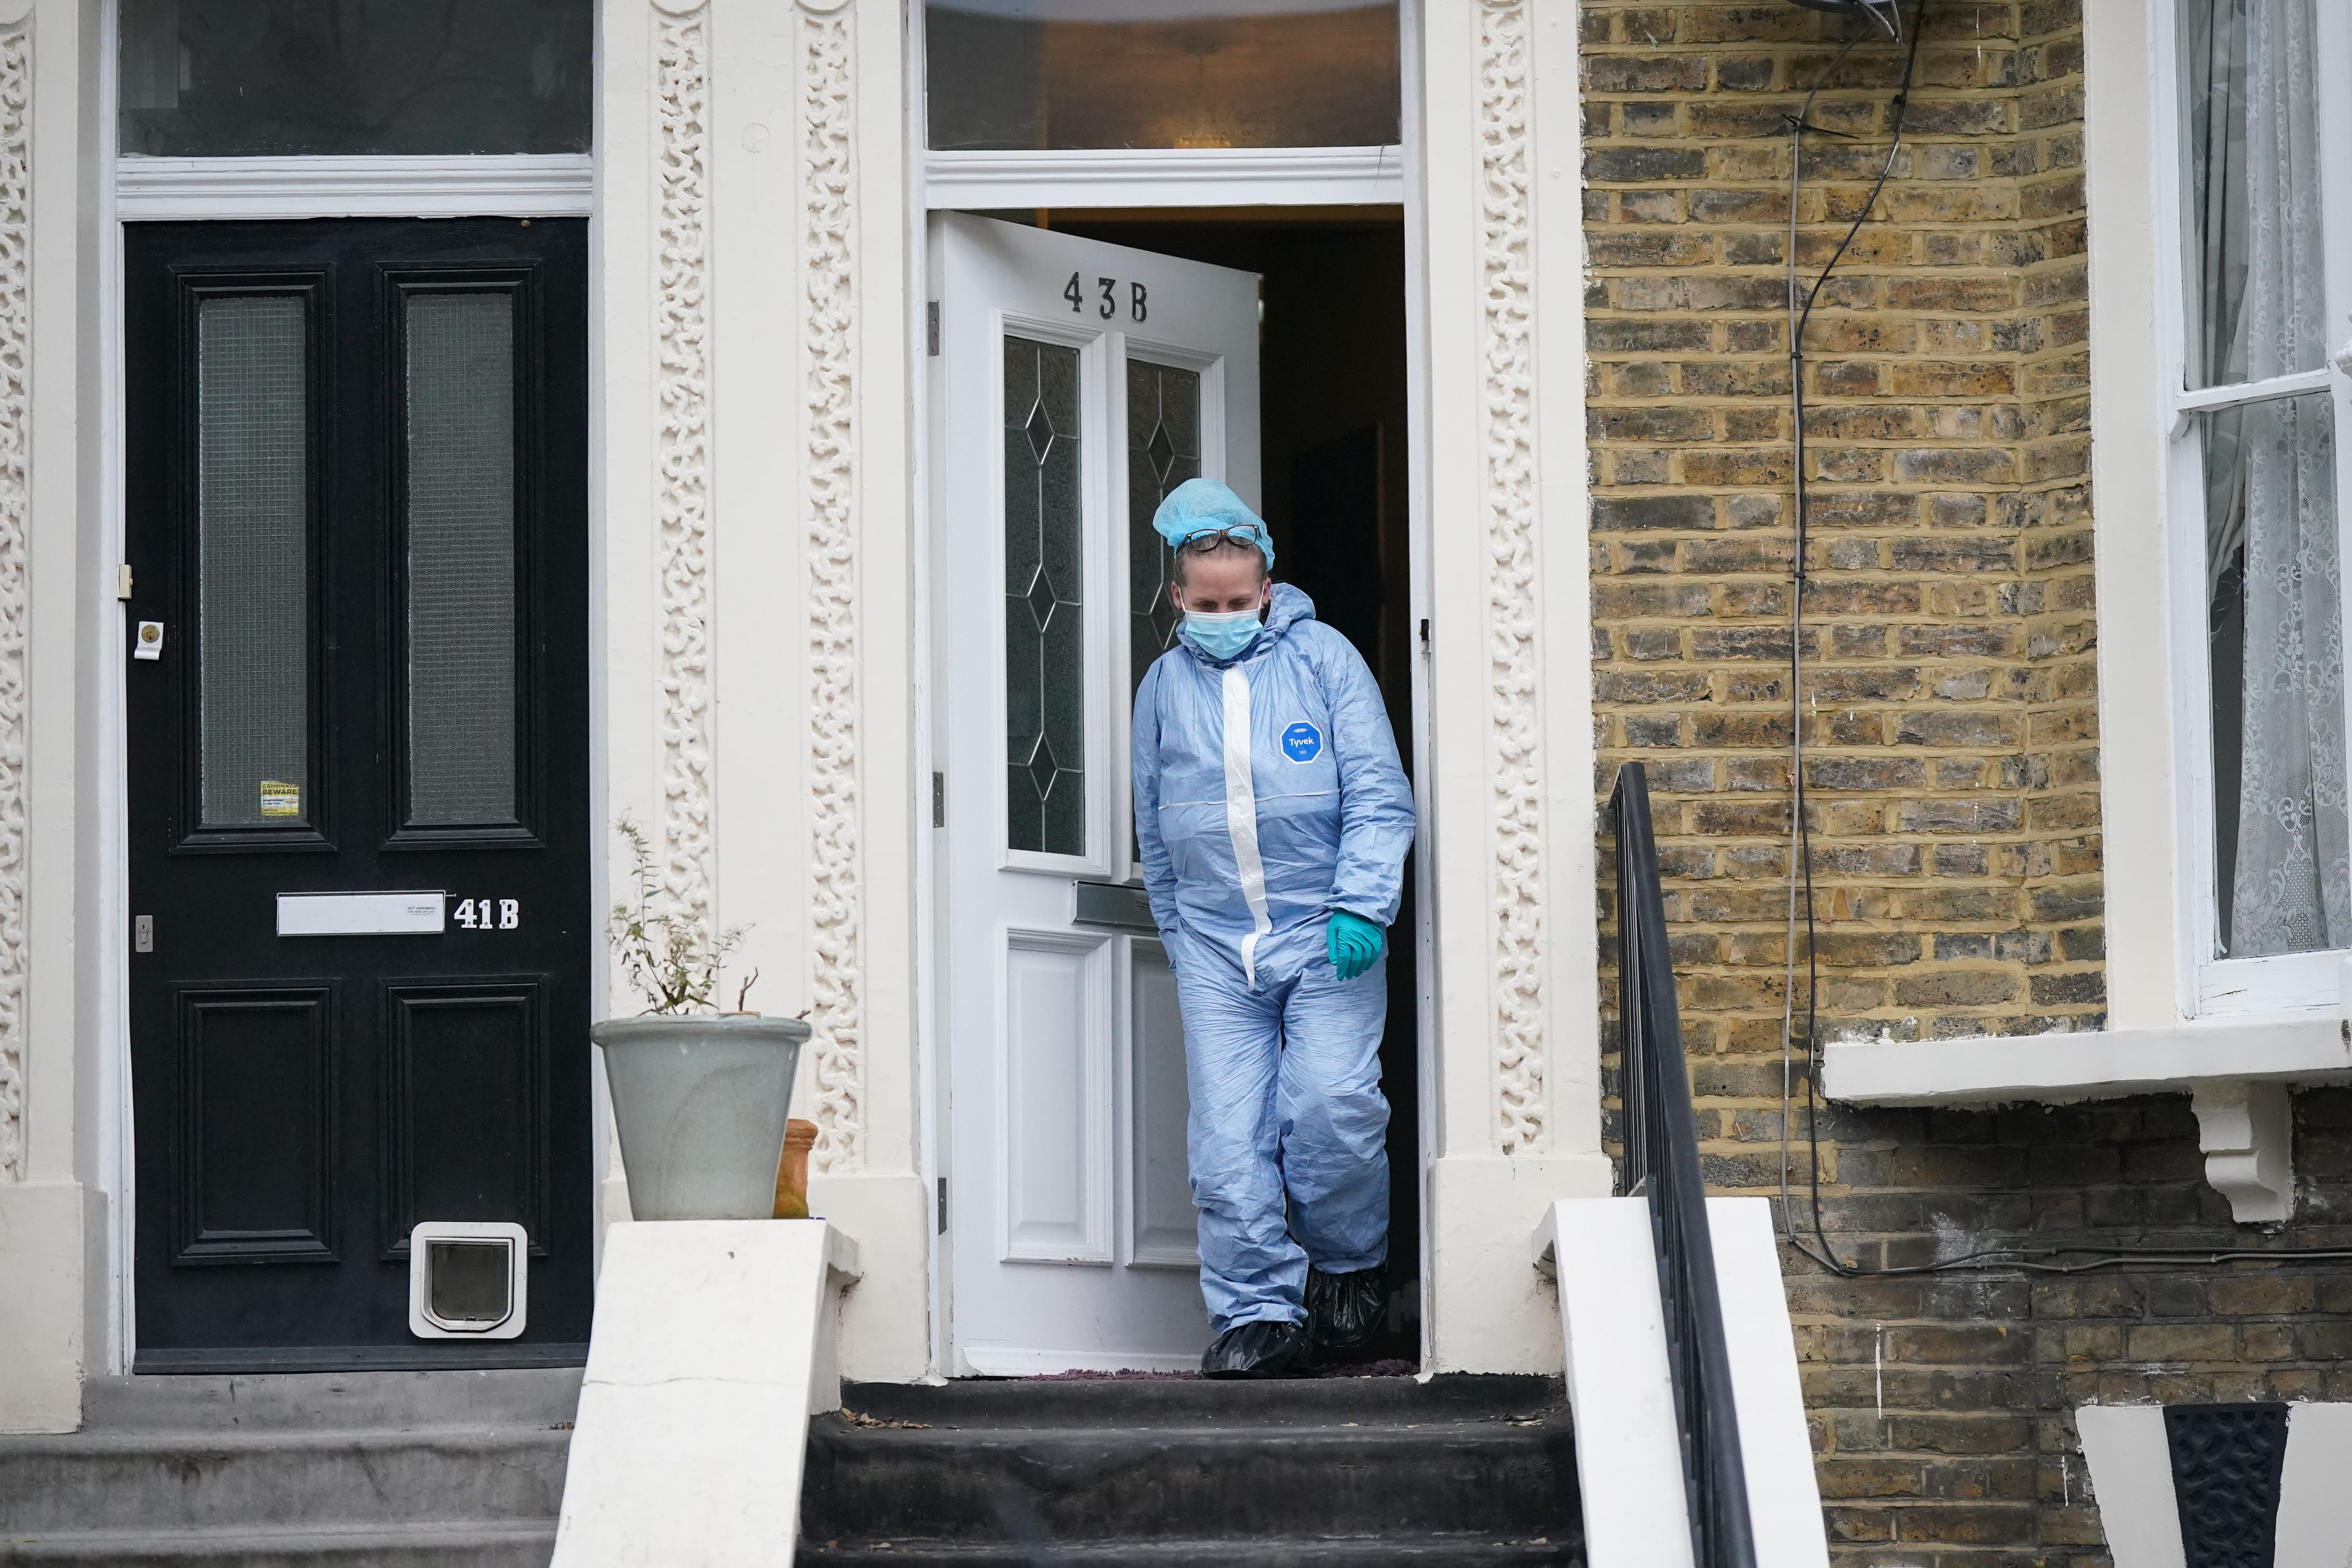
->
<box><xmin>1281</xmin><ymin>722</ymin><xmax>1323</xmax><ymax>763</ymax></box>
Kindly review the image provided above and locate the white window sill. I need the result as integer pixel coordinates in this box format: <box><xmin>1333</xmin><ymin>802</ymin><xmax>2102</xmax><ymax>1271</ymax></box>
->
<box><xmin>1821</xmin><ymin>1013</ymin><xmax>2352</xmax><ymax>1225</ymax></box>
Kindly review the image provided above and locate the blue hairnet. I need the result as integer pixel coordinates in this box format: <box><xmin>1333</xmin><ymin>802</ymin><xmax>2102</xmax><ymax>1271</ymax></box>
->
<box><xmin>1151</xmin><ymin>477</ymin><xmax>1275</xmax><ymax>573</ymax></box>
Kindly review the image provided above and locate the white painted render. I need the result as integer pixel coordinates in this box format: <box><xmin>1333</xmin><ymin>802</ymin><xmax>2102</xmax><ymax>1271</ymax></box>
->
<box><xmin>2077</xmin><ymin>1401</ymin><xmax>2352</xmax><ymax>1568</ymax></box>
<box><xmin>1537</xmin><ymin>1197</ymin><xmax>1829</xmax><ymax>1568</ymax></box>
<box><xmin>2074</xmin><ymin>1406</ymin><xmax>2187</xmax><ymax>1568</ymax></box>
<box><xmin>550</xmin><ymin>1220</ymin><xmax>860</xmax><ymax>1566</ymax></box>
<box><xmin>0</xmin><ymin>0</ymin><xmax>1622</xmax><ymax>1427</ymax></box>
<box><xmin>1</xmin><ymin>0</ymin><xmax>96</xmax><ymax>1434</ymax></box>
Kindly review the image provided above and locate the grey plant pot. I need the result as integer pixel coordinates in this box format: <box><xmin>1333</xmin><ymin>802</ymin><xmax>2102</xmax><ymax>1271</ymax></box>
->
<box><xmin>592</xmin><ymin>1014</ymin><xmax>810</xmax><ymax>1221</ymax></box>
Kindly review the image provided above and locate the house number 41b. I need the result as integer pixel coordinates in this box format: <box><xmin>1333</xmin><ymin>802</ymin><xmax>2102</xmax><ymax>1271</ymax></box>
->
<box><xmin>454</xmin><ymin>898</ymin><xmax>519</xmax><ymax>930</ymax></box>
<box><xmin>1064</xmin><ymin>272</ymin><xmax>1147</xmax><ymax>322</ymax></box>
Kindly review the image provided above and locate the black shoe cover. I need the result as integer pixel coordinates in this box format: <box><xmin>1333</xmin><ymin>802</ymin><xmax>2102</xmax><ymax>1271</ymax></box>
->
<box><xmin>1307</xmin><ymin>1265</ymin><xmax>1386</xmax><ymax>1353</ymax></box>
<box><xmin>1200</xmin><ymin>1319</ymin><xmax>1312</xmax><ymax>1379</ymax></box>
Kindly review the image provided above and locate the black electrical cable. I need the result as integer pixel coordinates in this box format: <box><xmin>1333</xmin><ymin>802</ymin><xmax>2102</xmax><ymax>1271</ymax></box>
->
<box><xmin>1771</xmin><ymin>2</ymin><xmax>2352</xmax><ymax>1279</ymax></box>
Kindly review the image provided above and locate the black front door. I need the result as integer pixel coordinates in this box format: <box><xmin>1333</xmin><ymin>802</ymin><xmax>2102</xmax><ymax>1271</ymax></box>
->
<box><xmin>125</xmin><ymin>219</ymin><xmax>592</xmax><ymax>1371</ymax></box>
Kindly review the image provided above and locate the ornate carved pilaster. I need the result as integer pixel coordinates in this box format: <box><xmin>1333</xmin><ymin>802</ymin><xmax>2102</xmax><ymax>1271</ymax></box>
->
<box><xmin>799</xmin><ymin>0</ymin><xmax>863</xmax><ymax>1171</ymax></box>
<box><xmin>653</xmin><ymin>0</ymin><xmax>714</xmax><ymax>928</ymax></box>
<box><xmin>0</xmin><ymin>18</ymin><xmax>28</xmax><ymax>1184</ymax></box>
<box><xmin>1478</xmin><ymin>0</ymin><xmax>1545</xmax><ymax>1156</ymax></box>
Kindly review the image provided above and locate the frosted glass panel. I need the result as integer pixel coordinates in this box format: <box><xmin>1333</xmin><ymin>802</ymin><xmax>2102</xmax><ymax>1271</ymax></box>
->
<box><xmin>197</xmin><ymin>295</ymin><xmax>309</xmax><ymax>830</ymax></box>
<box><xmin>405</xmin><ymin>292</ymin><xmax>519</xmax><ymax>828</ymax></box>
<box><xmin>926</xmin><ymin>1</ymin><xmax>1399</xmax><ymax>151</ymax></box>
<box><xmin>1005</xmin><ymin>335</ymin><xmax>1085</xmax><ymax>857</ymax></box>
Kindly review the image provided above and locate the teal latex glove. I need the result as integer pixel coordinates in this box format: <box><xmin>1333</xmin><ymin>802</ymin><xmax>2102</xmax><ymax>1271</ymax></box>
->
<box><xmin>1327</xmin><ymin>909</ymin><xmax>1385</xmax><ymax>982</ymax></box>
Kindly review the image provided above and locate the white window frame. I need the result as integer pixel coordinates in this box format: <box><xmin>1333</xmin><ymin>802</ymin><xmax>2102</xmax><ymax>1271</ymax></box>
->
<box><xmin>2149</xmin><ymin>0</ymin><xmax>2352</xmax><ymax>1019</ymax></box>
<box><xmin>902</xmin><ymin>0</ymin><xmax>1434</xmax><ymax>1376</ymax></box>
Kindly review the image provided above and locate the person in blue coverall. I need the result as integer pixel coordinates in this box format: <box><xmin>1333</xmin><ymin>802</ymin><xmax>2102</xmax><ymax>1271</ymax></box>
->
<box><xmin>1131</xmin><ymin>477</ymin><xmax>1416</xmax><ymax>1379</ymax></box>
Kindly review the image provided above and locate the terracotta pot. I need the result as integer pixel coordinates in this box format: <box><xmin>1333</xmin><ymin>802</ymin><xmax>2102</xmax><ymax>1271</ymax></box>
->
<box><xmin>772</xmin><ymin>1118</ymin><xmax>819</xmax><ymax>1219</ymax></box>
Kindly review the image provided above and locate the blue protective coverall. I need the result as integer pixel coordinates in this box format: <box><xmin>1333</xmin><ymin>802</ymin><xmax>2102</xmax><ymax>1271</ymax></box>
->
<box><xmin>1132</xmin><ymin>583</ymin><xmax>1416</xmax><ymax>1332</ymax></box>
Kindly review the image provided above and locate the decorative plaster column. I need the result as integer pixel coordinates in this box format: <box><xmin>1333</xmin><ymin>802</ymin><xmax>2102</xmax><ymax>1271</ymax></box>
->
<box><xmin>639</xmin><ymin>0</ymin><xmax>868</xmax><ymax>1172</ymax></box>
<box><xmin>1417</xmin><ymin>0</ymin><xmax>1611</xmax><ymax>1375</ymax></box>
<box><xmin>0</xmin><ymin>8</ymin><xmax>29</xmax><ymax>1191</ymax></box>
<box><xmin>0</xmin><ymin>0</ymin><xmax>93</xmax><ymax>1435</ymax></box>
<box><xmin>797</xmin><ymin>0</ymin><xmax>864</xmax><ymax>1176</ymax></box>
<box><xmin>1478</xmin><ymin>0</ymin><xmax>1546</xmax><ymax>1162</ymax></box>
<box><xmin>651</xmin><ymin>0</ymin><xmax>715</xmax><ymax>933</ymax></box>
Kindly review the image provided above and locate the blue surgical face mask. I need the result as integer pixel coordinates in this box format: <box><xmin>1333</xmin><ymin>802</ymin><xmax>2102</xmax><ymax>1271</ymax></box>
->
<box><xmin>1185</xmin><ymin>606</ymin><xmax>1263</xmax><ymax>660</ymax></box>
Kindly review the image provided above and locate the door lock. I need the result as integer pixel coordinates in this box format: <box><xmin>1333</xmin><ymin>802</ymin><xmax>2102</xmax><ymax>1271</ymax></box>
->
<box><xmin>134</xmin><ymin>915</ymin><xmax>153</xmax><ymax>953</ymax></box>
<box><xmin>133</xmin><ymin>622</ymin><xmax>163</xmax><ymax>661</ymax></box>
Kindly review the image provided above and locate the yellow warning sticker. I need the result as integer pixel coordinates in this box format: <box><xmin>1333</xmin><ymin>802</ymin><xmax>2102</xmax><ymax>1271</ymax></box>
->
<box><xmin>259</xmin><ymin>780</ymin><xmax>300</xmax><ymax>818</ymax></box>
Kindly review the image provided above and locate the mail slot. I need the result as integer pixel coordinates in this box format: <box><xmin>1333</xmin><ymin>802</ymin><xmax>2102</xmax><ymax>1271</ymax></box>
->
<box><xmin>1071</xmin><ymin>880</ymin><xmax>1157</xmax><ymax>933</ymax></box>
<box><xmin>277</xmin><ymin>891</ymin><xmax>446</xmax><ymax>936</ymax></box>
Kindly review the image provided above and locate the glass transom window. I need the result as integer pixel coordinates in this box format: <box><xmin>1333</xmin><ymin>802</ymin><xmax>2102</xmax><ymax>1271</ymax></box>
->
<box><xmin>118</xmin><ymin>0</ymin><xmax>592</xmax><ymax>158</ymax></box>
<box><xmin>925</xmin><ymin>0</ymin><xmax>1400</xmax><ymax>152</ymax></box>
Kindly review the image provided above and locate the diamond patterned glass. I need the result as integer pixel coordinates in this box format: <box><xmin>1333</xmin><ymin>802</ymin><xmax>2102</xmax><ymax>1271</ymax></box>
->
<box><xmin>1005</xmin><ymin>336</ymin><xmax>1085</xmax><ymax>857</ymax></box>
<box><xmin>1126</xmin><ymin>359</ymin><xmax>1202</xmax><ymax>704</ymax></box>
<box><xmin>196</xmin><ymin>294</ymin><xmax>310</xmax><ymax>830</ymax></box>
<box><xmin>405</xmin><ymin>291</ymin><xmax>520</xmax><ymax>828</ymax></box>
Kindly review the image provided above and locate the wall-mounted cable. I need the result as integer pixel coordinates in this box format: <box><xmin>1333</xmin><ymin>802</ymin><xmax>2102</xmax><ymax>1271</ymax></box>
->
<box><xmin>1767</xmin><ymin>1</ymin><xmax>2352</xmax><ymax>1277</ymax></box>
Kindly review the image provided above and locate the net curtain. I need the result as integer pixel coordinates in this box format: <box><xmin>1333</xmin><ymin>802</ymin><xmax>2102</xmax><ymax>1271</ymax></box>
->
<box><xmin>2186</xmin><ymin>0</ymin><xmax>2348</xmax><ymax>957</ymax></box>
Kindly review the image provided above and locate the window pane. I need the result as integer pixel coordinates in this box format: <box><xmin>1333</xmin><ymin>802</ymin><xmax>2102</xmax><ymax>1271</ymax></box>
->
<box><xmin>2204</xmin><ymin>393</ymin><xmax>2348</xmax><ymax>957</ymax></box>
<box><xmin>1005</xmin><ymin>336</ymin><xmax>1086</xmax><ymax>857</ymax></box>
<box><xmin>1126</xmin><ymin>359</ymin><xmax>1201</xmax><ymax>704</ymax></box>
<box><xmin>405</xmin><ymin>292</ymin><xmax>519</xmax><ymax>828</ymax></box>
<box><xmin>197</xmin><ymin>295</ymin><xmax>309</xmax><ymax>830</ymax></box>
<box><xmin>926</xmin><ymin>1</ymin><xmax>1399</xmax><ymax>152</ymax></box>
<box><xmin>119</xmin><ymin>0</ymin><xmax>592</xmax><ymax>157</ymax></box>
<box><xmin>2177</xmin><ymin>0</ymin><xmax>2325</xmax><ymax>389</ymax></box>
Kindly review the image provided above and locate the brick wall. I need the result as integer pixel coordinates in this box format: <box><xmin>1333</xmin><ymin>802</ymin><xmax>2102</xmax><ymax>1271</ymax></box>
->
<box><xmin>1582</xmin><ymin>0</ymin><xmax>2099</xmax><ymax>1052</ymax></box>
<box><xmin>1793</xmin><ymin>1089</ymin><xmax>2352</xmax><ymax>1559</ymax></box>
<box><xmin>1580</xmin><ymin>1</ymin><xmax>2347</xmax><ymax>1561</ymax></box>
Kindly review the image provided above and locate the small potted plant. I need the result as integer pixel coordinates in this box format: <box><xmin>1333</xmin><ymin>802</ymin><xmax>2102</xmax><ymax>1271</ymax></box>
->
<box><xmin>591</xmin><ymin>821</ymin><xmax>809</xmax><ymax>1220</ymax></box>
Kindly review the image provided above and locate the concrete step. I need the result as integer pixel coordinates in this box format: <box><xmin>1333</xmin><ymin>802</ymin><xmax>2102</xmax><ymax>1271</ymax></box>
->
<box><xmin>799</xmin><ymin>1375</ymin><xmax>1582</xmax><ymax>1561</ymax></box>
<box><xmin>0</xmin><ymin>1523</ymin><xmax>555</xmax><ymax>1567</ymax></box>
<box><xmin>834</xmin><ymin>1373</ymin><xmax>1562</xmax><ymax>1429</ymax></box>
<box><xmin>0</xmin><ymin>1372</ymin><xmax>576</xmax><ymax>1568</ymax></box>
<box><xmin>74</xmin><ymin>1370</ymin><xmax>583</xmax><ymax>1434</ymax></box>
<box><xmin>0</xmin><ymin>1427</ymin><xmax>571</xmax><ymax>1534</ymax></box>
<box><xmin>801</xmin><ymin>1419</ymin><xmax>1578</xmax><ymax>1543</ymax></box>
<box><xmin>795</xmin><ymin>1539</ymin><xmax>1579</xmax><ymax>1566</ymax></box>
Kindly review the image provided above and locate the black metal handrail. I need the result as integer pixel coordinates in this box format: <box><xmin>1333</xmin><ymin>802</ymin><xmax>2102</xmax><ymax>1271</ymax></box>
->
<box><xmin>1611</xmin><ymin>761</ymin><xmax>1757</xmax><ymax>1568</ymax></box>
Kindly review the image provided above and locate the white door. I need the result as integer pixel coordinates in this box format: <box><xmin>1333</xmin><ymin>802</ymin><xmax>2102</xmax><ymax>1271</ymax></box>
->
<box><xmin>932</xmin><ymin>213</ymin><xmax>1261</xmax><ymax>1374</ymax></box>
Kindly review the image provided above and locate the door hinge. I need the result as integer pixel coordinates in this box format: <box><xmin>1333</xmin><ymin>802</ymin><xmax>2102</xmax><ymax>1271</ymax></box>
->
<box><xmin>116</xmin><ymin>563</ymin><xmax>133</xmax><ymax>601</ymax></box>
<box><xmin>936</xmin><ymin>1176</ymin><xmax>948</xmax><ymax>1234</ymax></box>
<box><xmin>1418</xmin><ymin>617</ymin><xmax>1431</xmax><ymax>656</ymax></box>
<box><xmin>932</xmin><ymin>770</ymin><xmax>945</xmax><ymax>828</ymax></box>
<box><xmin>927</xmin><ymin>301</ymin><xmax>940</xmax><ymax>357</ymax></box>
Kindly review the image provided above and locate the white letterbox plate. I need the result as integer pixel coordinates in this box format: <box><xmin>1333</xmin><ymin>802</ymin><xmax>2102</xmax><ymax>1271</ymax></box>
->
<box><xmin>277</xmin><ymin>891</ymin><xmax>446</xmax><ymax>936</ymax></box>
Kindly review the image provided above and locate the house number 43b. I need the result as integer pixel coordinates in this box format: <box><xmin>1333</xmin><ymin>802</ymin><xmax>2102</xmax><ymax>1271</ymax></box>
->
<box><xmin>1064</xmin><ymin>272</ymin><xmax>1147</xmax><ymax>322</ymax></box>
<box><xmin>454</xmin><ymin>898</ymin><xmax>519</xmax><ymax>930</ymax></box>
